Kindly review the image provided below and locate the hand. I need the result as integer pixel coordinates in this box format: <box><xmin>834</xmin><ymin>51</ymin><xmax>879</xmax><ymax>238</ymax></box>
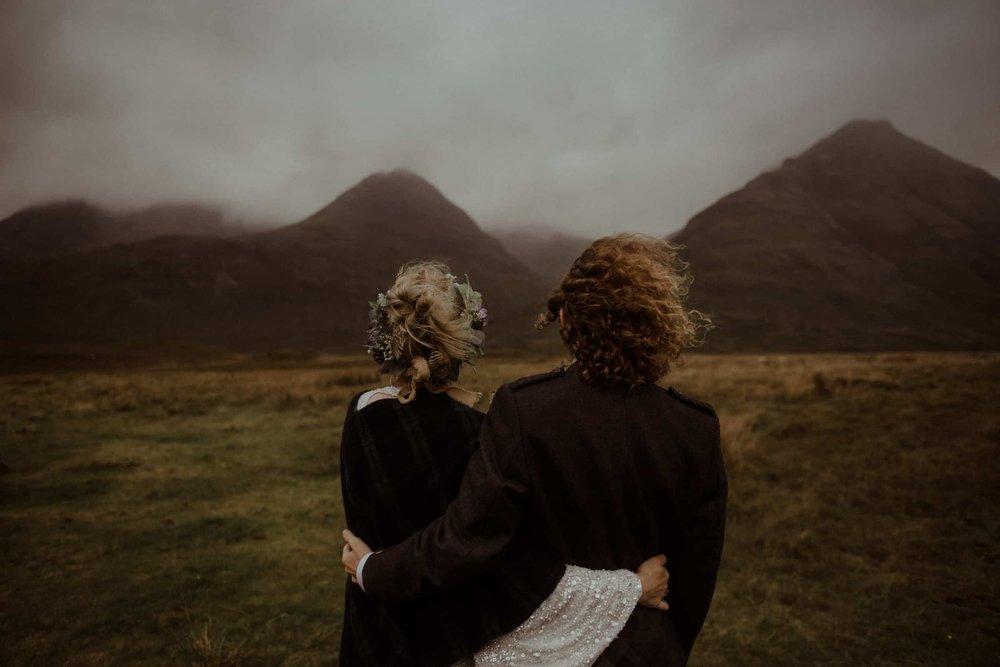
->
<box><xmin>636</xmin><ymin>554</ymin><xmax>670</xmax><ymax>611</ymax></box>
<box><xmin>342</xmin><ymin>529</ymin><xmax>373</xmax><ymax>584</ymax></box>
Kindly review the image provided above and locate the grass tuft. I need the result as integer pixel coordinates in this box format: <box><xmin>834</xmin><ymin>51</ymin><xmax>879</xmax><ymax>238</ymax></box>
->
<box><xmin>189</xmin><ymin>616</ymin><xmax>246</xmax><ymax>667</ymax></box>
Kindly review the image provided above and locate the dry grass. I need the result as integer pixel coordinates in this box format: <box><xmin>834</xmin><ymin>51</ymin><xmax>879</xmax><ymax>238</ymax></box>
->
<box><xmin>1</xmin><ymin>351</ymin><xmax>997</xmax><ymax>665</ymax></box>
<box><xmin>189</xmin><ymin>617</ymin><xmax>246</xmax><ymax>667</ymax></box>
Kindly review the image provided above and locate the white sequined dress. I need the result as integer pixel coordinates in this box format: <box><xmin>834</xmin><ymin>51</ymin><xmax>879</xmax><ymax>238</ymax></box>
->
<box><xmin>455</xmin><ymin>565</ymin><xmax>641</xmax><ymax>667</ymax></box>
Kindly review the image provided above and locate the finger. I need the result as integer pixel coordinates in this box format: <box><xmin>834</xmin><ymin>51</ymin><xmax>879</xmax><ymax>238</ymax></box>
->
<box><xmin>343</xmin><ymin>529</ymin><xmax>368</xmax><ymax>552</ymax></box>
<box><xmin>656</xmin><ymin>554</ymin><xmax>667</xmax><ymax>566</ymax></box>
<box><xmin>351</xmin><ymin>576</ymin><xmax>359</xmax><ymax>584</ymax></box>
<box><xmin>657</xmin><ymin>600</ymin><xmax>669</xmax><ymax>611</ymax></box>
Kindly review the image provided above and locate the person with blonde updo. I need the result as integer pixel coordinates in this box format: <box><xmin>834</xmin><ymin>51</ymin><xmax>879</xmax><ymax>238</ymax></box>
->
<box><xmin>364</xmin><ymin>261</ymin><xmax>486</xmax><ymax>407</ymax></box>
<box><xmin>339</xmin><ymin>260</ymin><xmax>670</xmax><ymax>666</ymax></box>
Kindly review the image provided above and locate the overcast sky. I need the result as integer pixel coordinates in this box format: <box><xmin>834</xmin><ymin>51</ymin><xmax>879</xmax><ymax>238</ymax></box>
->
<box><xmin>1</xmin><ymin>0</ymin><xmax>997</xmax><ymax>236</ymax></box>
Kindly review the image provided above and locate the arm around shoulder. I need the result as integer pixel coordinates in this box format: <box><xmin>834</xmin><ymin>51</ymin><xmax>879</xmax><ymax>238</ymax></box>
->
<box><xmin>362</xmin><ymin>384</ymin><xmax>533</xmax><ymax>599</ymax></box>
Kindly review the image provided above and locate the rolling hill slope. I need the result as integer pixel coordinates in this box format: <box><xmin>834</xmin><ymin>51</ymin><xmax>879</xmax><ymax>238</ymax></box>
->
<box><xmin>0</xmin><ymin>201</ymin><xmax>250</xmax><ymax>261</ymax></box>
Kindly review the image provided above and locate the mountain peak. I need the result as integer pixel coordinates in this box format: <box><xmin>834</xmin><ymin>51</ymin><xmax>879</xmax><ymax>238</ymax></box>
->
<box><xmin>331</xmin><ymin>169</ymin><xmax>448</xmax><ymax>210</ymax></box>
<box><xmin>796</xmin><ymin>118</ymin><xmax>940</xmax><ymax>171</ymax></box>
<box><xmin>741</xmin><ymin>118</ymin><xmax>996</xmax><ymax>201</ymax></box>
<box><xmin>354</xmin><ymin>168</ymin><xmax>439</xmax><ymax>190</ymax></box>
<box><xmin>295</xmin><ymin>169</ymin><xmax>480</xmax><ymax>239</ymax></box>
<box><xmin>829</xmin><ymin>118</ymin><xmax>899</xmax><ymax>138</ymax></box>
<box><xmin>6</xmin><ymin>199</ymin><xmax>106</xmax><ymax>220</ymax></box>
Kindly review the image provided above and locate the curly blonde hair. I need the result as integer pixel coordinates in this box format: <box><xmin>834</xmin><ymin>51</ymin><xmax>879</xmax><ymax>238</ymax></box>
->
<box><xmin>536</xmin><ymin>234</ymin><xmax>711</xmax><ymax>385</ymax></box>
<box><xmin>380</xmin><ymin>261</ymin><xmax>484</xmax><ymax>400</ymax></box>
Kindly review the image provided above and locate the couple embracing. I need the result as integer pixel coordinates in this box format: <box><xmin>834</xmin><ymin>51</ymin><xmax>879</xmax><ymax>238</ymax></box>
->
<box><xmin>340</xmin><ymin>234</ymin><xmax>727</xmax><ymax>666</ymax></box>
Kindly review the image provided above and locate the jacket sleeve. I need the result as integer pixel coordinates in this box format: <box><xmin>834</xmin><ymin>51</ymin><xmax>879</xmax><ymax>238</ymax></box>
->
<box><xmin>339</xmin><ymin>396</ymin><xmax>369</xmax><ymax>538</ymax></box>
<box><xmin>668</xmin><ymin>413</ymin><xmax>728</xmax><ymax>658</ymax></box>
<box><xmin>361</xmin><ymin>383</ymin><xmax>530</xmax><ymax>600</ymax></box>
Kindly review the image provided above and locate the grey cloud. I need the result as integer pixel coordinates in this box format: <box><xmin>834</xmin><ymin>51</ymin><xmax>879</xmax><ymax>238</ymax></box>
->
<box><xmin>0</xmin><ymin>0</ymin><xmax>997</xmax><ymax>236</ymax></box>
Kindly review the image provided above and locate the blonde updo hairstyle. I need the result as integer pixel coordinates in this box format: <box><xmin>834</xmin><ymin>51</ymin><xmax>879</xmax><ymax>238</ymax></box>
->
<box><xmin>382</xmin><ymin>261</ymin><xmax>483</xmax><ymax>401</ymax></box>
<box><xmin>536</xmin><ymin>234</ymin><xmax>711</xmax><ymax>386</ymax></box>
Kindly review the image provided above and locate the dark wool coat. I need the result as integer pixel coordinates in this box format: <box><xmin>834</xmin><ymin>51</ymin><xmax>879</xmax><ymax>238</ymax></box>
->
<box><xmin>339</xmin><ymin>390</ymin><xmax>565</xmax><ymax>666</ymax></box>
<box><xmin>362</xmin><ymin>365</ymin><xmax>727</xmax><ymax>666</ymax></box>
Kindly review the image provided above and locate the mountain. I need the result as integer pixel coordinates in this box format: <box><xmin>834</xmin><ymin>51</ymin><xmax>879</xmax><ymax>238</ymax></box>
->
<box><xmin>492</xmin><ymin>226</ymin><xmax>593</xmax><ymax>285</ymax></box>
<box><xmin>0</xmin><ymin>171</ymin><xmax>550</xmax><ymax>357</ymax></box>
<box><xmin>0</xmin><ymin>201</ymin><xmax>111</xmax><ymax>260</ymax></box>
<box><xmin>673</xmin><ymin>120</ymin><xmax>1000</xmax><ymax>351</ymax></box>
<box><xmin>0</xmin><ymin>201</ymin><xmax>252</xmax><ymax>261</ymax></box>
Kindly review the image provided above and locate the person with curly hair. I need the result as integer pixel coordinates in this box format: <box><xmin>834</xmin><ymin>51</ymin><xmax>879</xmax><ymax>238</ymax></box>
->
<box><xmin>339</xmin><ymin>260</ymin><xmax>672</xmax><ymax>666</ymax></box>
<box><xmin>535</xmin><ymin>233</ymin><xmax>711</xmax><ymax>384</ymax></box>
<box><xmin>345</xmin><ymin>239</ymin><xmax>727</xmax><ymax>665</ymax></box>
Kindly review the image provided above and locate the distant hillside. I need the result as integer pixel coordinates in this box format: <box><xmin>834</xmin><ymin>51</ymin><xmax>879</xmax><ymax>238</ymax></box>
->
<box><xmin>674</xmin><ymin>120</ymin><xmax>1000</xmax><ymax>351</ymax></box>
<box><xmin>492</xmin><ymin>226</ymin><xmax>592</xmax><ymax>285</ymax></box>
<box><xmin>0</xmin><ymin>201</ymin><xmax>252</xmax><ymax>260</ymax></box>
<box><xmin>0</xmin><ymin>201</ymin><xmax>110</xmax><ymax>260</ymax></box>
<box><xmin>0</xmin><ymin>171</ymin><xmax>551</xmax><ymax>356</ymax></box>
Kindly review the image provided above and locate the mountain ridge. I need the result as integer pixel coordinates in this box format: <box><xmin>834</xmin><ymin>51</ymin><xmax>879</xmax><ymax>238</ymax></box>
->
<box><xmin>0</xmin><ymin>200</ymin><xmax>256</xmax><ymax>261</ymax></box>
<box><xmin>0</xmin><ymin>171</ymin><xmax>552</xmax><ymax>358</ymax></box>
<box><xmin>673</xmin><ymin>119</ymin><xmax>1000</xmax><ymax>351</ymax></box>
<box><xmin>2</xmin><ymin>121</ymin><xmax>998</xmax><ymax>359</ymax></box>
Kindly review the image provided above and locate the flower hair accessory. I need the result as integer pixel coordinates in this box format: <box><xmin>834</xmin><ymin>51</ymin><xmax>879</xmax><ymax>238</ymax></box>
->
<box><xmin>452</xmin><ymin>274</ymin><xmax>489</xmax><ymax>332</ymax></box>
<box><xmin>365</xmin><ymin>273</ymin><xmax>488</xmax><ymax>377</ymax></box>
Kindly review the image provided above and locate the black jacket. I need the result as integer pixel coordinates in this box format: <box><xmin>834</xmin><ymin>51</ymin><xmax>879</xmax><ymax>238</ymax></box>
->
<box><xmin>363</xmin><ymin>366</ymin><xmax>727</xmax><ymax>666</ymax></box>
<box><xmin>339</xmin><ymin>390</ymin><xmax>564</xmax><ymax>666</ymax></box>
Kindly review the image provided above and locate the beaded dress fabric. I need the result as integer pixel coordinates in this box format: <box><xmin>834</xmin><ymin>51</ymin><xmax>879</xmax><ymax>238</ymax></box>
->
<box><xmin>455</xmin><ymin>565</ymin><xmax>641</xmax><ymax>667</ymax></box>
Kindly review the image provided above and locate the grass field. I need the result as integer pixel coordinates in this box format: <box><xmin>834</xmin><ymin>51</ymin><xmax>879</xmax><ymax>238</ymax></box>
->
<box><xmin>1</xmin><ymin>352</ymin><xmax>998</xmax><ymax>665</ymax></box>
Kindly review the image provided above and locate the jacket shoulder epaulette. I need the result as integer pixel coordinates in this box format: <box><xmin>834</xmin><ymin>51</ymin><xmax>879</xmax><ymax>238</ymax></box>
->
<box><xmin>507</xmin><ymin>366</ymin><xmax>568</xmax><ymax>392</ymax></box>
<box><xmin>667</xmin><ymin>386</ymin><xmax>717</xmax><ymax>417</ymax></box>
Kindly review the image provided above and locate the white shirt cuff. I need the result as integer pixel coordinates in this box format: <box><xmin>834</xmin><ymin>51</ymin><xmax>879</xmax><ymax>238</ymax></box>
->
<box><xmin>356</xmin><ymin>551</ymin><xmax>374</xmax><ymax>591</ymax></box>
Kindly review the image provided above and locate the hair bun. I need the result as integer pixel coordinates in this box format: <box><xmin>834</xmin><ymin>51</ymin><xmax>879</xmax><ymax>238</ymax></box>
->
<box><xmin>415</xmin><ymin>290</ymin><xmax>436</xmax><ymax>315</ymax></box>
<box><xmin>427</xmin><ymin>350</ymin><xmax>451</xmax><ymax>384</ymax></box>
<box><xmin>365</xmin><ymin>261</ymin><xmax>487</xmax><ymax>385</ymax></box>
